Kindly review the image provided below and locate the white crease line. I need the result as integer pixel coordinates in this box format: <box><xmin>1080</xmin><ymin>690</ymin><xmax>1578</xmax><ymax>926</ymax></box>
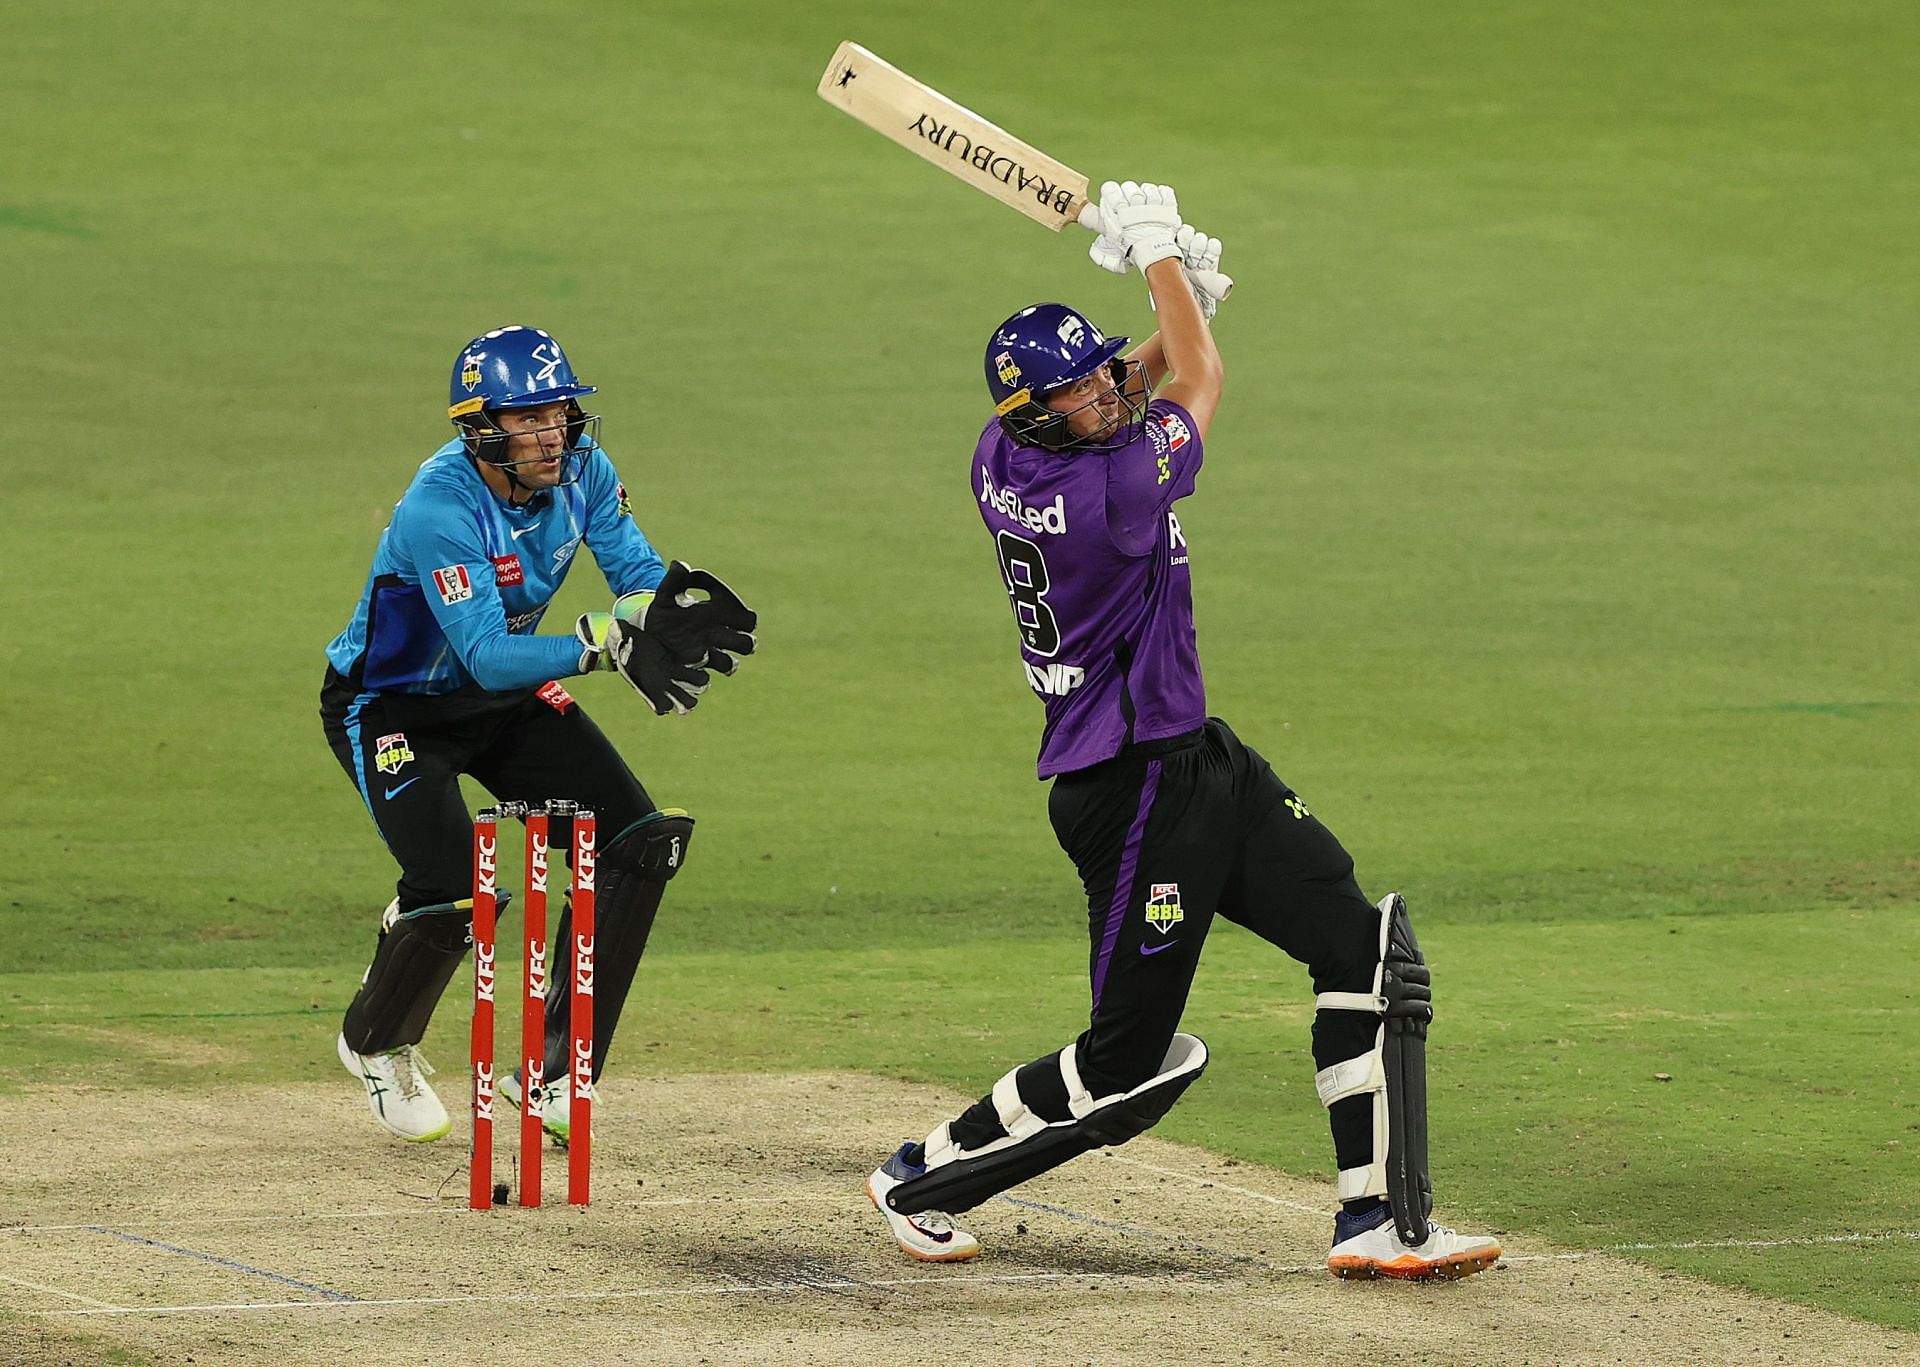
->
<box><xmin>0</xmin><ymin>1195</ymin><xmax>846</xmax><ymax>1236</ymax></box>
<box><xmin>1099</xmin><ymin>1152</ymin><xmax>1328</xmax><ymax>1216</ymax></box>
<box><xmin>0</xmin><ymin>1272</ymin><xmax>127</xmax><ymax>1311</ymax></box>
<box><xmin>35</xmin><ymin>1271</ymin><xmax>1143</xmax><ymax>1318</ymax></box>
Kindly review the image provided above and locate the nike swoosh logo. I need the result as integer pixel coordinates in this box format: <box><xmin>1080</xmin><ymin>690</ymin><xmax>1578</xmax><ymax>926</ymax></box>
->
<box><xmin>383</xmin><ymin>778</ymin><xmax>420</xmax><ymax>799</ymax></box>
<box><xmin>509</xmin><ymin>522</ymin><xmax>542</xmax><ymax>540</ymax></box>
<box><xmin>907</xmin><ymin>1218</ymin><xmax>953</xmax><ymax>1244</ymax></box>
<box><xmin>1140</xmin><ymin>939</ymin><xmax>1181</xmax><ymax>956</ymax></box>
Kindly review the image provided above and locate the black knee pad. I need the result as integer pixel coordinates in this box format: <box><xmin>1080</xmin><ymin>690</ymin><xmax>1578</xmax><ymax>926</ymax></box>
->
<box><xmin>342</xmin><ymin>895</ymin><xmax>505</xmax><ymax>1053</ymax></box>
<box><xmin>609</xmin><ymin>808</ymin><xmax>694</xmax><ymax>878</ymax></box>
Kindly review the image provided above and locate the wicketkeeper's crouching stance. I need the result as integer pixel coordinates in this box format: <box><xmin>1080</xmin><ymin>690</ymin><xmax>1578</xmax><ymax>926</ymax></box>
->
<box><xmin>321</xmin><ymin>325</ymin><xmax>756</xmax><ymax>1148</ymax></box>
<box><xmin>867</xmin><ymin>183</ymin><xmax>1500</xmax><ymax>1280</ymax></box>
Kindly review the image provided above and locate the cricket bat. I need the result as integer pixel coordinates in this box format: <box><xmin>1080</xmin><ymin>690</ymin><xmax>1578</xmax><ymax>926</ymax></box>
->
<box><xmin>816</xmin><ymin>41</ymin><xmax>1231</xmax><ymax>300</ymax></box>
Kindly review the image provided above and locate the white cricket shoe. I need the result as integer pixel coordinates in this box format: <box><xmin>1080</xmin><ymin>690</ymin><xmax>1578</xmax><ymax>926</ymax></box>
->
<box><xmin>1326</xmin><ymin>1201</ymin><xmax>1501</xmax><ymax>1280</ymax></box>
<box><xmin>866</xmin><ymin>1143</ymin><xmax>981</xmax><ymax>1263</ymax></box>
<box><xmin>336</xmin><ymin>1032</ymin><xmax>451</xmax><ymax>1142</ymax></box>
<box><xmin>499</xmin><ymin>1069</ymin><xmax>591</xmax><ymax>1147</ymax></box>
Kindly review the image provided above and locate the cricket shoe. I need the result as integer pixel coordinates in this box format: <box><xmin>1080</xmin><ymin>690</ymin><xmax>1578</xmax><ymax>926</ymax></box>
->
<box><xmin>336</xmin><ymin>1033</ymin><xmax>451</xmax><ymax>1142</ymax></box>
<box><xmin>1326</xmin><ymin>1200</ymin><xmax>1501</xmax><ymax>1280</ymax></box>
<box><xmin>866</xmin><ymin>1143</ymin><xmax>981</xmax><ymax>1263</ymax></box>
<box><xmin>499</xmin><ymin>1069</ymin><xmax>592</xmax><ymax>1147</ymax></box>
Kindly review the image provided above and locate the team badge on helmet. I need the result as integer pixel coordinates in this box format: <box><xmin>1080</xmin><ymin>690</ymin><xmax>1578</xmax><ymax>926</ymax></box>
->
<box><xmin>983</xmin><ymin>303</ymin><xmax>1145</xmax><ymax>453</ymax></box>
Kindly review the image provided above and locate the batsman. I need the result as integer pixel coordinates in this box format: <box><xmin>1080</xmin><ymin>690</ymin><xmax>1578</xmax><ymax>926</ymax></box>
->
<box><xmin>866</xmin><ymin>183</ymin><xmax>1501</xmax><ymax>1279</ymax></box>
<box><xmin>320</xmin><ymin>325</ymin><xmax>757</xmax><ymax>1146</ymax></box>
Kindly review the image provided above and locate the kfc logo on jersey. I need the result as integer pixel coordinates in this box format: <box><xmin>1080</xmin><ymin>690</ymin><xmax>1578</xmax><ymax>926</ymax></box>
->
<box><xmin>432</xmin><ymin>564</ymin><xmax>473</xmax><ymax>605</ymax></box>
<box><xmin>491</xmin><ymin>553</ymin><xmax>524</xmax><ymax>587</ymax></box>
<box><xmin>980</xmin><ymin>469</ymin><xmax>1068</xmax><ymax>535</ymax></box>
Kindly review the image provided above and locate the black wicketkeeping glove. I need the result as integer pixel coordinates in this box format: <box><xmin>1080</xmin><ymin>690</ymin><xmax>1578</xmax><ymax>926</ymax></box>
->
<box><xmin>636</xmin><ymin>561</ymin><xmax>759</xmax><ymax>666</ymax></box>
<box><xmin>603</xmin><ymin>618</ymin><xmax>711</xmax><ymax>715</ymax></box>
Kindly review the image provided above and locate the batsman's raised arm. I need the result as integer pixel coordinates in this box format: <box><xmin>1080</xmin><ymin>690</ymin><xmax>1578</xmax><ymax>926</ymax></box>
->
<box><xmin>1098</xmin><ymin>181</ymin><xmax>1223</xmax><ymax>436</ymax></box>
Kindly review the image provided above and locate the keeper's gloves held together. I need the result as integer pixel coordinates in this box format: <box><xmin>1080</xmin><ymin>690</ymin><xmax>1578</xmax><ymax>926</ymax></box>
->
<box><xmin>574</xmin><ymin>560</ymin><xmax>758</xmax><ymax>715</ymax></box>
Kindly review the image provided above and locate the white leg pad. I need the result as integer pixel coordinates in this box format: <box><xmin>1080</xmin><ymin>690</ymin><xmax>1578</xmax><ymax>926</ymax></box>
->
<box><xmin>991</xmin><ymin>1067</ymin><xmax>1051</xmax><ymax>1141</ymax></box>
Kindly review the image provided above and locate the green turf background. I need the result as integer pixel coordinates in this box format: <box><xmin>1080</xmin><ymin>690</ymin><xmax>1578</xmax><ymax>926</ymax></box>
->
<box><xmin>3</xmin><ymin>0</ymin><xmax>1915</xmax><ymax>1335</ymax></box>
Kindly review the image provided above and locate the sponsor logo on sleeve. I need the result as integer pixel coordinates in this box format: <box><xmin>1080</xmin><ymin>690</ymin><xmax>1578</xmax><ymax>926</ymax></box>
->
<box><xmin>491</xmin><ymin>553</ymin><xmax>524</xmax><ymax>587</ymax></box>
<box><xmin>615</xmin><ymin>482</ymin><xmax>632</xmax><ymax>518</ymax></box>
<box><xmin>1157</xmin><ymin>413</ymin><xmax>1191</xmax><ymax>452</ymax></box>
<box><xmin>431</xmin><ymin>564</ymin><xmax>473</xmax><ymax>605</ymax></box>
<box><xmin>373</xmin><ymin>733</ymin><xmax>414</xmax><ymax>776</ymax></box>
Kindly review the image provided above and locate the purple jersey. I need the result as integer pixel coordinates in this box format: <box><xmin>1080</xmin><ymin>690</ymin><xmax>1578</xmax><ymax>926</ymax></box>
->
<box><xmin>973</xmin><ymin>398</ymin><xmax>1207</xmax><ymax>778</ymax></box>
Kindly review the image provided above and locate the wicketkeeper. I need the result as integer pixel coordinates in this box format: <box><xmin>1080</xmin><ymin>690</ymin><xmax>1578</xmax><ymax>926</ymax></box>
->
<box><xmin>320</xmin><ymin>325</ymin><xmax>757</xmax><ymax>1145</ymax></box>
<box><xmin>865</xmin><ymin>184</ymin><xmax>1501</xmax><ymax>1280</ymax></box>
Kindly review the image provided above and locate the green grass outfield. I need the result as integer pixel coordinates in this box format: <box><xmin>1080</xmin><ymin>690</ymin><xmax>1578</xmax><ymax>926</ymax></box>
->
<box><xmin>4</xmin><ymin>0</ymin><xmax>1916</xmax><ymax>1332</ymax></box>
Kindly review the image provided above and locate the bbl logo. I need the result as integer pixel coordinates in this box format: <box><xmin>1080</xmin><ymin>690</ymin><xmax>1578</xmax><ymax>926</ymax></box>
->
<box><xmin>995</xmin><ymin>350</ymin><xmax>1021</xmax><ymax>386</ymax></box>
<box><xmin>1145</xmin><ymin>882</ymin><xmax>1184</xmax><ymax>934</ymax></box>
<box><xmin>460</xmin><ymin>358</ymin><xmax>483</xmax><ymax>391</ymax></box>
<box><xmin>615</xmin><ymin>482</ymin><xmax>632</xmax><ymax>518</ymax></box>
<box><xmin>373</xmin><ymin>733</ymin><xmax>414</xmax><ymax>776</ymax></box>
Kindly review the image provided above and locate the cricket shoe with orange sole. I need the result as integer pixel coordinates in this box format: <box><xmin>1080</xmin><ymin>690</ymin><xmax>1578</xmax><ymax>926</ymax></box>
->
<box><xmin>1326</xmin><ymin>1200</ymin><xmax>1501</xmax><ymax>1280</ymax></box>
<box><xmin>867</xmin><ymin>1143</ymin><xmax>981</xmax><ymax>1263</ymax></box>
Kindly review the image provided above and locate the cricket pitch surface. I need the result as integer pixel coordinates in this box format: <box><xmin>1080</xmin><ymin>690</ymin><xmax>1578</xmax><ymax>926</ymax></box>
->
<box><xmin>5</xmin><ymin>1072</ymin><xmax>1913</xmax><ymax>1366</ymax></box>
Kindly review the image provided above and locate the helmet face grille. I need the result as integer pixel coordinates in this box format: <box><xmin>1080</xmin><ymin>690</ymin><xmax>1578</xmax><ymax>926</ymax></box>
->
<box><xmin>1001</xmin><ymin>358</ymin><xmax>1147</xmax><ymax>453</ymax></box>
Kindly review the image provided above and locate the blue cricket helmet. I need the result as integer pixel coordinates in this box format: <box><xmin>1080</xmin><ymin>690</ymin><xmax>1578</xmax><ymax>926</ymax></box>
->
<box><xmin>984</xmin><ymin>303</ymin><xmax>1141</xmax><ymax>452</ymax></box>
<box><xmin>448</xmin><ymin>325</ymin><xmax>597</xmax><ymax>419</ymax></box>
<box><xmin>447</xmin><ymin>325</ymin><xmax>600</xmax><ymax>485</ymax></box>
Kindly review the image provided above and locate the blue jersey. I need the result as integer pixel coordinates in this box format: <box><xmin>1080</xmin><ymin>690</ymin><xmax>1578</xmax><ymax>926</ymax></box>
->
<box><xmin>325</xmin><ymin>439</ymin><xmax>665</xmax><ymax>694</ymax></box>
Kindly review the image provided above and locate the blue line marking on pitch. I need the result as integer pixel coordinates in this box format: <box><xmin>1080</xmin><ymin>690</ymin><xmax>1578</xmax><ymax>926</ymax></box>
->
<box><xmin>89</xmin><ymin>1227</ymin><xmax>358</xmax><ymax>1302</ymax></box>
<box><xmin>992</xmin><ymin>1195</ymin><xmax>1262</xmax><ymax>1266</ymax></box>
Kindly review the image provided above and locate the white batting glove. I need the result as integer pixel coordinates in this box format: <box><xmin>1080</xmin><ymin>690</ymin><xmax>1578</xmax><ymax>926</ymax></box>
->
<box><xmin>1099</xmin><ymin>180</ymin><xmax>1182</xmax><ymax>272</ymax></box>
<box><xmin>1177</xmin><ymin>224</ymin><xmax>1227</xmax><ymax>322</ymax></box>
<box><xmin>1088</xmin><ymin>229</ymin><xmax>1130</xmax><ymax>275</ymax></box>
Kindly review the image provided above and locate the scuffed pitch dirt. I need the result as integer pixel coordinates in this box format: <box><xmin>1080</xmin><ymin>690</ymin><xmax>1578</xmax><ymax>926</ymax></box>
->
<box><xmin>3</xmin><ymin>1072</ymin><xmax>1914</xmax><ymax>1366</ymax></box>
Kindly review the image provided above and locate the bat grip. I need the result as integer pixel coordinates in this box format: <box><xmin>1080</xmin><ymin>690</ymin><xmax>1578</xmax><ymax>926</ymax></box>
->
<box><xmin>1075</xmin><ymin>202</ymin><xmax>1235</xmax><ymax>301</ymax></box>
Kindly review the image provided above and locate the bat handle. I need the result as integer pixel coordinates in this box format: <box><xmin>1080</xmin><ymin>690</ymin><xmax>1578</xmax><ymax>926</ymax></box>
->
<box><xmin>1075</xmin><ymin>202</ymin><xmax>1235</xmax><ymax>301</ymax></box>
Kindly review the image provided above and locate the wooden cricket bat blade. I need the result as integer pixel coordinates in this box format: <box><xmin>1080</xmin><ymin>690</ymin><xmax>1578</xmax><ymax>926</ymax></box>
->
<box><xmin>816</xmin><ymin>41</ymin><xmax>1092</xmax><ymax>232</ymax></box>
